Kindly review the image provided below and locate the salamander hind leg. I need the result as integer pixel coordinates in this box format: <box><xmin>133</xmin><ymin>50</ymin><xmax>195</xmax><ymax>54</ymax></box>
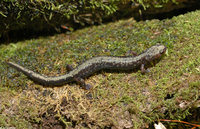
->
<box><xmin>66</xmin><ymin>64</ymin><xmax>74</xmax><ymax>71</ymax></box>
<box><xmin>74</xmin><ymin>77</ymin><xmax>92</xmax><ymax>90</ymax></box>
<box><xmin>126</xmin><ymin>50</ymin><xmax>138</xmax><ymax>56</ymax></box>
<box><xmin>66</xmin><ymin>64</ymin><xmax>92</xmax><ymax>90</ymax></box>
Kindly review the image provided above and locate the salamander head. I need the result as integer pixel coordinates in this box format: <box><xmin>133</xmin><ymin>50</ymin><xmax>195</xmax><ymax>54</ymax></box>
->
<box><xmin>143</xmin><ymin>44</ymin><xmax>167</xmax><ymax>62</ymax></box>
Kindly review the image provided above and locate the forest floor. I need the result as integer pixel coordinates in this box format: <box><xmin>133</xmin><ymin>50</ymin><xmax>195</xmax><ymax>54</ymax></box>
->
<box><xmin>0</xmin><ymin>10</ymin><xmax>200</xmax><ymax>129</ymax></box>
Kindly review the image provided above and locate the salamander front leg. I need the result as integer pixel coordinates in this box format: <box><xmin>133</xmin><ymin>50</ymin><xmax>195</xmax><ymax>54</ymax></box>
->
<box><xmin>66</xmin><ymin>64</ymin><xmax>92</xmax><ymax>90</ymax></box>
<box><xmin>140</xmin><ymin>64</ymin><xmax>150</xmax><ymax>74</ymax></box>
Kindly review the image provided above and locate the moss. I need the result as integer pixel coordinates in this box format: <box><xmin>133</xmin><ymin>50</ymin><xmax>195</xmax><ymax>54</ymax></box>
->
<box><xmin>0</xmin><ymin>9</ymin><xmax>200</xmax><ymax>128</ymax></box>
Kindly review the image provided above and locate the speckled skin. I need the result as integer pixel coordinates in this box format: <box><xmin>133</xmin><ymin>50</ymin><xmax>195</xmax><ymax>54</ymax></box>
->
<box><xmin>7</xmin><ymin>44</ymin><xmax>166</xmax><ymax>87</ymax></box>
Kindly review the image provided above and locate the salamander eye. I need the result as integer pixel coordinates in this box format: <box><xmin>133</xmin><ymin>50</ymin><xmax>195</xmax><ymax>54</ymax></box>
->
<box><xmin>159</xmin><ymin>48</ymin><xmax>166</xmax><ymax>54</ymax></box>
<box><xmin>159</xmin><ymin>50</ymin><xmax>164</xmax><ymax>54</ymax></box>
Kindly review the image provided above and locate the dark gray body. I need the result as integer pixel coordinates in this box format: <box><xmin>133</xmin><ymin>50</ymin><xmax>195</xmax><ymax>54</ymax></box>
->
<box><xmin>7</xmin><ymin>44</ymin><xmax>166</xmax><ymax>86</ymax></box>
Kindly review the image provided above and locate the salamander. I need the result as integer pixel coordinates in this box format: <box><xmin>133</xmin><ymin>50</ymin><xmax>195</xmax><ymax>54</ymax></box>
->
<box><xmin>7</xmin><ymin>44</ymin><xmax>166</xmax><ymax>89</ymax></box>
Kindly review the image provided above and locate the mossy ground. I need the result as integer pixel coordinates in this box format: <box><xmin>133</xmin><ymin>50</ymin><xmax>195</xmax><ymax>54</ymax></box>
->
<box><xmin>0</xmin><ymin>10</ymin><xmax>200</xmax><ymax>128</ymax></box>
